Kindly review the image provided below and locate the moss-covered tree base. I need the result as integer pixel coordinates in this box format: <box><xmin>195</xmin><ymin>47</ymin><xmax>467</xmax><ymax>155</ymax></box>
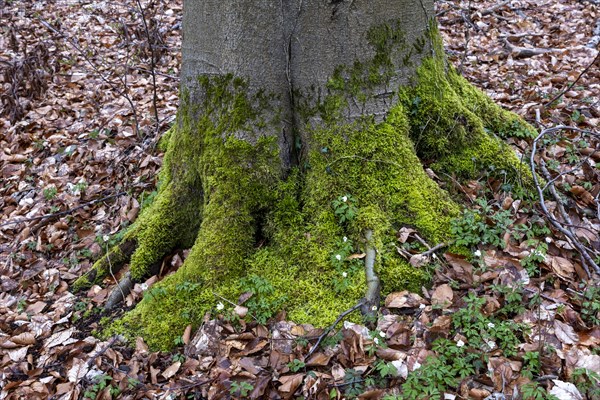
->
<box><xmin>76</xmin><ymin>31</ymin><xmax>534</xmax><ymax>350</ymax></box>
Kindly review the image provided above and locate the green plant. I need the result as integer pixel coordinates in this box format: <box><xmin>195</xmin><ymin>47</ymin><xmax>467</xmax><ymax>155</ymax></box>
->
<box><xmin>127</xmin><ymin>377</ymin><xmax>140</xmax><ymax>389</ymax></box>
<box><xmin>83</xmin><ymin>374</ymin><xmax>113</xmax><ymax>400</ymax></box>
<box><xmin>294</xmin><ymin>336</ymin><xmax>309</xmax><ymax>348</ymax></box>
<box><xmin>16</xmin><ymin>299</ymin><xmax>27</xmax><ymax>313</ymax></box>
<box><xmin>579</xmin><ymin>286</ymin><xmax>600</xmax><ymax>325</ymax></box>
<box><xmin>287</xmin><ymin>359</ymin><xmax>306</xmax><ymax>372</ymax></box>
<box><xmin>173</xmin><ymin>336</ymin><xmax>185</xmax><ymax>346</ymax></box>
<box><xmin>452</xmin><ymin>292</ymin><xmax>524</xmax><ymax>357</ymax></box>
<box><xmin>374</xmin><ymin>360</ymin><xmax>397</xmax><ymax>378</ymax></box>
<box><xmin>229</xmin><ymin>381</ymin><xmax>254</xmax><ymax>397</ymax></box>
<box><xmin>43</xmin><ymin>186</ymin><xmax>58</xmax><ymax>200</ymax></box>
<box><xmin>522</xmin><ymin>351</ymin><xmax>541</xmax><ymax>379</ymax></box>
<box><xmin>321</xmin><ymin>330</ymin><xmax>343</xmax><ymax>348</ymax></box>
<box><xmin>450</xmin><ymin>199</ymin><xmax>513</xmax><ymax>249</ymax></box>
<box><xmin>571</xmin><ymin>367</ymin><xmax>600</xmax><ymax>398</ymax></box>
<box><xmin>239</xmin><ymin>274</ymin><xmax>287</xmax><ymax>324</ymax></box>
<box><xmin>520</xmin><ymin>382</ymin><xmax>558</xmax><ymax>400</ymax></box>
<box><xmin>343</xmin><ymin>368</ymin><xmax>364</xmax><ymax>398</ymax></box>
<box><xmin>332</xmin><ymin>194</ymin><xmax>358</xmax><ymax>224</ymax></box>
<box><xmin>172</xmin><ymin>353</ymin><xmax>185</xmax><ymax>363</ymax></box>
<box><xmin>520</xmin><ymin>241</ymin><xmax>548</xmax><ymax>276</ymax></box>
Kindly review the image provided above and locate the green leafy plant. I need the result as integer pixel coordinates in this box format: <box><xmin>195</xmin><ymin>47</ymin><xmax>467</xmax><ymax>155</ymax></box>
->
<box><xmin>520</xmin><ymin>382</ymin><xmax>558</xmax><ymax>400</ymax></box>
<box><xmin>342</xmin><ymin>368</ymin><xmax>364</xmax><ymax>398</ymax></box>
<box><xmin>239</xmin><ymin>274</ymin><xmax>287</xmax><ymax>324</ymax></box>
<box><xmin>571</xmin><ymin>367</ymin><xmax>600</xmax><ymax>398</ymax></box>
<box><xmin>332</xmin><ymin>194</ymin><xmax>358</xmax><ymax>224</ymax></box>
<box><xmin>43</xmin><ymin>186</ymin><xmax>58</xmax><ymax>200</ymax></box>
<box><xmin>83</xmin><ymin>374</ymin><xmax>113</xmax><ymax>400</ymax></box>
<box><xmin>579</xmin><ymin>286</ymin><xmax>600</xmax><ymax>325</ymax></box>
<box><xmin>451</xmin><ymin>199</ymin><xmax>513</xmax><ymax>249</ymax></box>
<box><xmin>287</xmin><ymin>359</ymin><xmax>306</xmax><ymax>372</ymax></box>
<box><xmin>522</xmin><ymin>351</ymin><xmax>541</xmax><ymax>379</ymax></box>
<box><xmin>400</xmin><ymin>338</ymin><xmax>482</xmax><ymax>400</ymax></box>
<box><xmin>229</xmin><ymin>381</ymin><xmax>254</xmax><ymax>397</ymax></box>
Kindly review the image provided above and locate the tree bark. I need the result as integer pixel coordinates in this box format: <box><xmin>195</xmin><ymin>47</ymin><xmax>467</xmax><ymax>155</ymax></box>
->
<box><xmin>76</xmin><ymin>0</ymin><xmax>535</xmax><ymax>350</ymax></box>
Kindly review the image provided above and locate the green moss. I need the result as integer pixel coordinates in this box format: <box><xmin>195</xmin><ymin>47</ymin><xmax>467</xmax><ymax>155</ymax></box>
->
<box><xmin>102</xmin><ymin>22</ymin><xmax>535</xmax><ymax>350</ymax></box>
<box><xmin>400</xmin><ymin>55</ymin><xmax>533</xmax><ymax>183</ymax></box>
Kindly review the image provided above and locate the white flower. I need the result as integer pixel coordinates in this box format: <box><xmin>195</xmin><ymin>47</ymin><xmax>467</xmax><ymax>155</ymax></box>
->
<box><xmin>342</xmin><ymin>271</ymin><xmax>348</xmax><ymax>278</ymax></box>
<box><xmin>474</xmin><ymin>250</ymin><xmax>482</xmax><ymax>257</ymax></box>
<box><xmin>216</xmin><ymin>302</ymin><xmax>224</xmax><ymax>311</ymax></box>
<box><xmin>487</xmin><ymin>322</ymin><xmax>495</xmax><ymax>329</ymax></box>
<box><xmin>341</xmin><ymin>196</ymin><xmax>348</xmax><ymax>202</ymax></box>
<box><xmin>335</xmin><ymin>254</ymin><xmax>342</xmax><ymax>261</ymax></box>
<box><xmin>419</xmin><ymin>303</ymin><xmax>426</xmax><ymax>309</ymax></box>
<box><xmin>102</xmin><ymin>235</ymin><xmax>110</xmax><ymax>242</ymax></box>
<box><xmin>379</xmin><ymin>331</ymin><xmax>386</xmax><ymax>338</ymax></box>
<box><xmin>545</xmin><ymin>237</ymin><xmax>552</xmax><ymax>244</ymax></box>
<box><xmin>456</xmin><ymin>339</ymin><xmax>465</xmax><ymax>347</ymax></box>
<box><xmin>343</xmin><ymin>236</ymin><xmax>348</xmax><ymax>242</ymax></box>
<box><xmin>373</xmin><ymin>337</ymin><xmax>379</xmax><ymax>345</ymax></box>
<box><xmin>140</xmin><ymin>283</ymin><xmax>148</xmax><ymax>291</ymax></box>
<box><xmin>371</xmin><ymin>305</ymin><xmax>378</xmax><ymax>311</ymax></box>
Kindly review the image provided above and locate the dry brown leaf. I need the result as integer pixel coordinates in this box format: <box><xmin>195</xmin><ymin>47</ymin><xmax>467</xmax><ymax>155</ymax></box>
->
<box><xmin>279</xmin><ymin>373</ymin><xmax>304</xmax><ymax>394</ymax></box>
<box><xmin>161</xmin><ymin>361</ymin><xmax>181</xmax><ymax>379</ymax></box>
<box><xmin>67</xmin><ymin>358</ymin><xmax>88</xmax><ymax>383</ymax></box>
<box><xmin>554</xmin><ymin>320</ymin><xmax>579</xmax><ymax>345</ymax></box>
<box><xmin>431</xmin><ymin>284</ymin><xmax>454</xmax><ymax>308</ymax></box>
<box><xmin>385</xmin><ymin>291</ymin><xmax>425</xmax><ymax>309</ymax></box>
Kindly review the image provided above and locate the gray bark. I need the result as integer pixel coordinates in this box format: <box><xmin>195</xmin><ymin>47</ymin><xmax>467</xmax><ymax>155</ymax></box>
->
<box><xmin>181</xmin><ymin>0</ymin><xmax>433</xmax><ymax>169</ymax></box>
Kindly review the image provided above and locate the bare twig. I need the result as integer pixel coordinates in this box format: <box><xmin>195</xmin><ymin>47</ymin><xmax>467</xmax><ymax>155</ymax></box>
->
<box><xmin>305</xmin><ymin>301</ymin><xmax>365</xmax><ymax>359</ymax></box>
<box><xmin>38</xmin><ymin>17</ymin><xmax>140</xmax><ymax>135</ymax></box>
<box><xmin>134</xmin><ymin>0</ymin><xmax>160</xmax><ymax>133</ymax></box>
<box><xmin>544</xmin><ymin>51</ymin><xmax>600</xmax><ymax>107</ymax></box>
<box><xmin>0</xmin><ymin>191</ymin><xmax>127</xmax><ymax>228</ymax></box>
<box><xmin>530</xmin><ymin>126</ymin><xmax>600</xmax><ymax>275</ymax></box>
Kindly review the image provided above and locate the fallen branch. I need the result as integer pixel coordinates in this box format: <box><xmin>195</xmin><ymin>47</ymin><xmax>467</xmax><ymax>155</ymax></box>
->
<box><xmin>544</xmin><ymin>51</ymin><xmax>600</xmax><ymax>107</ymax></box>
<box><xmin>305</xmin><ymin>301</ymin><xmax>365</xmax><ymax>360</ymax></box>
<box><xmin>0</xmin><ymin>191</ymin><xmax>127</xmax><ymax>228</ymax></box>
<box><xmin>530</xmin><ymin>126</ymin><xmax>600</xmax><ymax>275</ymax></box>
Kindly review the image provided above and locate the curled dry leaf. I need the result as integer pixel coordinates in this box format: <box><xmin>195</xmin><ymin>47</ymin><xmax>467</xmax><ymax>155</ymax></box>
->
<box><xmin>385</xmin><ymin>291</ymin><xmax>425</xmax><ymax>309</ymax></box>
<box><xmin>431</xmin><ymin>283</ymin><xmax>454</xmax><ymax>308</ymax></box>
<box><xmin>549</xmin><ymin>380</ymin><xmax>583</xmax><ymax>400</ymax></box>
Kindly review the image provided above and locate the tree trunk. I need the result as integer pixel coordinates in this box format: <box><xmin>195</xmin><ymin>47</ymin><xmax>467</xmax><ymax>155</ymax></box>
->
<box><xmin>76</xmin><ymin>0</ymin><xmax>535</xmax><ymax>350</ymax></box>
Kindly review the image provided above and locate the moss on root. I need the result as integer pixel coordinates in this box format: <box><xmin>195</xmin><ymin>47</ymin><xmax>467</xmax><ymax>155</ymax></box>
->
<box><xmin>97</xmin><ymin>24</ymin><xmax>534</xmax><ymax>350</ymax></box>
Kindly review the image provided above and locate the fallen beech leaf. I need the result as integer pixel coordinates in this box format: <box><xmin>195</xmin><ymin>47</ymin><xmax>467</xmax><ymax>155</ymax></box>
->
<box><xmin>182</xmin><ymin>325</ymin><xmax>192</xmax><ymax>345</ymax></box>
<box><xmin>7</xmin><ymin>346</ymin><xmax>28</xmax><ymax>362</ymax></box>
<box><xmin>385</xmin><ymin>291</ymin><xmax>424</xmax><ymax>309</ymax></box>
<box><xmin>548</xmin><ymin>256</ymin><xmax>575</xmax><ymax>280</ymax></box>
<box><xmin>431</xmin><ymin>284</ymin><xmax>453</xmax><ymax>308</ymax></box>
<box><xmin>11</xmin><ymin>332</ymin><xmax>35</xmax><ymax>346</ymax></box>
<box><xmin>67</xmin><ymin>358</ymin><xmax>89</xmax><ymax>383</ymax></box>
<box><xmin>161</xmin><ymin>361</ymin><xmax>181</xmax><ymax>379</ymax></box>
<box><xmin>549</xmin><ymin>380</ymin><xmax>583</xmax><ymax>400</ymax></box>
<box><xmin>279</xmin><ymin>373</ymin><xmax>304</xmax><ymax>394</ymax></box>
<box><xmin>45</xmin><ymin>327</ymin><xmax>75</xmax><ymax>349</ymax></box>
<box><xmin>554</xmin><ymin>320</ymin><xmax>578</xmax><ymax>345</ymax></box>
<box><xmin>347</xmin><ymin>253</ymin><xmax>366</xmax><ymax>260</ymax></box>
<box><xmin>235</xmin><ymin>305</ymin><xmax>248</xmax><ymax>318</ymax></box>
<box><xmin>306</xmin><ymin>352</ymin><xmax>331</xmax><ymax>366</ymax></box>
<box><xmin>409</xmin><ymin>253</ymin><xmax>430</xmax><ymax>268</ymax></box>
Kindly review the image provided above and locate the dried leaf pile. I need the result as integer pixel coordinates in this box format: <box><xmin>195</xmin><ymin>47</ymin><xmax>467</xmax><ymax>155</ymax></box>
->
<box><xmin>1</xmin><ymin>0</ymin><xmax>599</xmax><ymax>399</ymax></box>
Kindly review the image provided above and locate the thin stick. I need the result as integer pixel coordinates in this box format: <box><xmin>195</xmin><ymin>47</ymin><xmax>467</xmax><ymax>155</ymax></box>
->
<box><xmin>0</xmin><ymin>191</ymin><xmax>127</xmax><ymax>228</ymax></box>
<box><xmin>305</xmin><ymin>301</ymin><xmax>365</xmax><ymax>359</ymax></box>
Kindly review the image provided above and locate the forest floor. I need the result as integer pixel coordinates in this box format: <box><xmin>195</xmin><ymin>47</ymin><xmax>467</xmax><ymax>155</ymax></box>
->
<box><xmin>1</xmin><ymin>0</ymin><xmax>600</xmax><ymax>399</ymax></box>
